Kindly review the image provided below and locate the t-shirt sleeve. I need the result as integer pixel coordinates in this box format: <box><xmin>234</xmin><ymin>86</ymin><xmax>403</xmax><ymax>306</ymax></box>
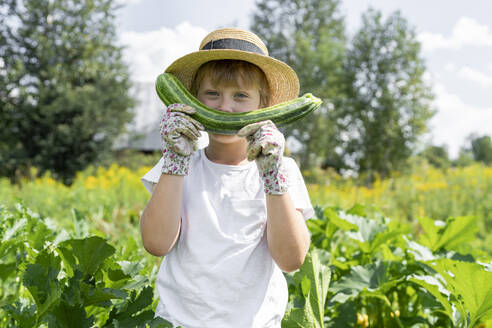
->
<box><xmin>284</xmin><ymin>157</ymin><xmax>314</xmax><ymax>220</ymax></box>
<box><xmin>141</xmin><ymin>156</ymin><xmax>164</xmax><ymax>194</ymax></box>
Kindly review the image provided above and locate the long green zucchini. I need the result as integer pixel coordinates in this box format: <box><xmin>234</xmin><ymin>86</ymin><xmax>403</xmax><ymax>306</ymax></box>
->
<box><xmin>155</xmin><ymin>73</ymin><xmax>322</xmax><ymax>135</ymax></box>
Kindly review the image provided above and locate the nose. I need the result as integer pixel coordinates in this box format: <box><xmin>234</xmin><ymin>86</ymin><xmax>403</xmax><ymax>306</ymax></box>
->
<box><xmin>217</xmin><ymin>96</ymin><xmax>234</xmax><ymax>113</ymax></box>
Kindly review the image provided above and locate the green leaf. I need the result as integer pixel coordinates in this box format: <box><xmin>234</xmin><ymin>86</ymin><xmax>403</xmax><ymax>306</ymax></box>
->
<box><xmin>148</xmin><ymin>317</ymin><xmax>175</xmax><ymax>327</ymax></box>
<box><xmin>359</xmin><ymin>229</ymin><xmax>401</xmax><ymax>254</ymax></box>
<box><xmin>323</xmin><ymin>208</ymin><xmax>358</xmax><ymax>231</ymax></box>
<box><xmin>1</xmin><ymin>217</ymin><xmax>27</xmax><ymax>243</ymax></box>
<box><xmin>0</xmin><ymin>238</ymin><xmax>19</xmax><ymax>262</ymax></box>
<box><xmin>283</xmin><ymin>306</ymin><xmax>317</xmax><ymax>328</ymax></box>
<box><xmin>62</xmin><ymin>271</ymin><xmax>83</xmax><ymax>307</ymax></box>
<box><xmin>418</xmin><ymin>216</ymin><xmax>478</xmax><ymax>252</ymax></box>
<box><xmin>48</xmin><ymin>302</ymin><xmax>94</xmax><ymax>328</ymax></box>
<box><xmin>337</xmin><ymin>210</ymin><xmax>399</xmax><ymax>254</ymax></box>
<box><xmin>124</xmin><ymin>285</ymin><xmax>154</xmax><ymax>316</ymax></box>
<box><xmin>27</xmin><ymin>219</ymin><xmax>53</xmax><ymax>251</ymax></box>
<box><xmin>58</xmin><ymin>236</ymin><xmax>115</xmax><ymax>276</ymax></box>
<box><xmin>57</xmin><ymin>246</ymin><xmax>77</xmax><ymax>277</ymax></box>
<box><xmin>431</xmin><ymin>259</ymin><xmax>492</xmax><ymax>327</ymax></box>
<box><xmin>81</xmin><ymin>283</ymin><xmax>127</xmax><ymax>307</ymax></box>
<box><xmin>112</xmin><ymin>310</ymin><xmax>155</xmax><ymax>328</ymax></box>
<box><xmin>118</xmin><ymin>274</ymin><xmax>150</xmax><ymax>291</ymax></box>
<box><xmin>72</xmin><ymin>209</ymin><xmax>90</xmax><ymax>239</ymax></box>
<box><xmin>330</xmin><ymin>260</ymin><xmax>399</xmax><ymax>304</ymax></box>
<box><xmin>0</xmin><ymin>261</ymin><xmax>17</xmax><ymax>280</ymax></box>
<box><xmin>2</xmin><ymin>299</ymin><xmax>37</xmax><ymax>328</ymax></box>
<box><xmin>283</xmin><ymin>249</ymin><xmax>331</xmax><ymax>328</ymax></box>
<box><xmin>22</xmin><ymin>256</ymin><xmax>63</xmax><ymax>319</ymax></box>
<box><xmin>106</xmin><ymin>267</ymin><xmax>131</xmax><ymax>282</ymax></box>
<box><xmin>106</xmin><ymin>286</ymin><xmax>154</xmax><ymax>327</ymax></box>
<box><xmin>324</xmin><ymin>301</ymin><xmax>358</xmax><ymax>327</ymax></box>
<box><xmin>102</xmin><ymin>260</ymin><xmax>140</xmax><ymax>283</ymax></box>
<box><xmin>118</xmin><ymin>260</ymin><xmax>145</xmax><ymax>277</ymax></box>
<box><xmin>346</xmin><ymin>204</ymin><xmax>367</xmax><ymax>217</ymax></box>
<box><xmin>408</xmin><ymin>275</ymin><xmax>454</xmax><ymax>322</ymax></box>
<box><xmin>405</xmin><ymin>237</ymin><xmax>436</xmax><ymax>261</ymax></box>
<box><xmin>345</xmin><ymin>216</ymin><xmax>385</xmax><ymax>243</ymax></box>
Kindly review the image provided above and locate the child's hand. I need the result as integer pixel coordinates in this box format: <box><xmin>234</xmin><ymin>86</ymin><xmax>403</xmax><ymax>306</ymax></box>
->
<box><xmin>160</xmin><ymin>103</ymin><xmax>204</xmax><ymax>175</ymax></box>
<box><xmin>238</xmin><ymin>120</ymin><xmax>288</xmax><ymax>195</ymax></box>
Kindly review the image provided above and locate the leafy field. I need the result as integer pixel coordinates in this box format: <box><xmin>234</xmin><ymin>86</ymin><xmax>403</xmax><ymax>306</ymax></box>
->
<box><xmin>306</xmin><ymin>162</ymin><xmax>492</xmax><ymax>256</ymax></box>
<box><xmin>1</xmin><ymin>163</ymin><xmax>492</xmax><ymax>327</ymax></box>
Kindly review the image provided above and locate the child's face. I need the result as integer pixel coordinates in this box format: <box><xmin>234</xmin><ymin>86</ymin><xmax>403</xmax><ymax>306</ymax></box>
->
<box><xmin>197</xmin><ymin>75</ymin><xmax>261</xmax><ymax>113</ymax></box>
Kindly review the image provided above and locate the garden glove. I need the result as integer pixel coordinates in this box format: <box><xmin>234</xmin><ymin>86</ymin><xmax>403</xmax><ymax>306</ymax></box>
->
<box><xmin>237</xmin><ymin>120</ymin><xmax>289</xmax><ymax>195</ymax></box>
<box><xmin>160</xmin><ymin>103</ymin><xmax>204</xmax><ymax>175</ymax></box>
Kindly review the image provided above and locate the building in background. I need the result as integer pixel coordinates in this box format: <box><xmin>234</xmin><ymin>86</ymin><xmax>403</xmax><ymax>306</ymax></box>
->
<box><xmin>114</xmin><ymin>82</ymin><xmax>164</xmax><ymax>152</ymax></box>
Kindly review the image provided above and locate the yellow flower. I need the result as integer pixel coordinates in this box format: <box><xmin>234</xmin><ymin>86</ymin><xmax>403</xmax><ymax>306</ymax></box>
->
<box><xmin>84</xmin><ymin>176</ymin><xmax>98</xmax><ymax>190</ymax></box>
<box><xmin>356</xmin><ymin>313</ymin><xmax>369</xmax><ymax>327</ymax></box>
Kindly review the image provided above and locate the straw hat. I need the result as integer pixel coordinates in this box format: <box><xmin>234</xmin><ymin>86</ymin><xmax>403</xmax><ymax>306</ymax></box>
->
<box><xmin>165</xmin><ymin>28</ymin><xmax>300</xmax><ymax>106</ymax></box>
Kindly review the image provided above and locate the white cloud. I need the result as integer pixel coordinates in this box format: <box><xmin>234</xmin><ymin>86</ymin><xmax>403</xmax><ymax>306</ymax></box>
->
<box><xmin>429</xmin><ymin>83</ymin><xmax>492</xmax><ymax>158</ymax></box>
<box><xmin>119</xmin><ymin>21</ymin><xmax>208</xmax><ymax>82</ymax></box>
<box><xmin>418</xmin><ymin>17</ymin><xmax>492</xmax><ymax>52</ymax></box>
<box><xmin>444</xmin><ymin>62</ymin><xmax>457</xmax><ymax>72</ymax></box>
<box><xmin>457</xmin><ymin>66</ymin><xmax>492</xmax><ymax>88</ymax></box>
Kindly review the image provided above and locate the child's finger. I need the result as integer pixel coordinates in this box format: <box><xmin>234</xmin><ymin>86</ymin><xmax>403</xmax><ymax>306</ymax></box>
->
<box><xmin>167</xmin><ymin>103</ymin><xmax>196</xmax><ymax>115</ymax></box>
<box><xmin>179</xmin><ymin>113</ymin><xmax>205</xmax><ymax>132</ymax></box>
<box><xmin>162</xmin><ymin>113</ymin><xmax>202</xmax><ymax>140</ymax></box>
<box><xmin>170</xmin><ymin>112</ymin><xmax>205</xmax><ymax>133</ymax></box>
<box><xmin>174</xmin><ymin>117</ymin><xmax>203</xmax><ymax>140</ymax></box>
<box><xmin>175</xmin><ymin>126</ymin><xmax>199</xmax><ymax>141</ymax></box>
<box><xmin>167</xmin><ymin>131</ymin><xmax>195</xmax><ymax>156</ymax></box>
<box><xmin>246</xmin><ymin>138</ymin><xmax>263</xmax><ymax>161</ymax></box>
<box><xmin>237</xmin><ymin>120</ymin><xmax>272</xmax><ymax>138</ymax></box>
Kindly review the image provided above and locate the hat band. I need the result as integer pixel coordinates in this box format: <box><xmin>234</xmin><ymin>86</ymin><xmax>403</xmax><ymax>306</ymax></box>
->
<box><xmin>201</xmin><ymin>38</ymin><xmax>265</xmax><ymax>55</ymax></box>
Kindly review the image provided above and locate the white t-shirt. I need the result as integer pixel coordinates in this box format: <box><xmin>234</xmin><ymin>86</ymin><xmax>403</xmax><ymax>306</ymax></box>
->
<box><xmin>141</xmin><ymin>149</ymin><xmax>314</xmax><ymax>328</ymax></box>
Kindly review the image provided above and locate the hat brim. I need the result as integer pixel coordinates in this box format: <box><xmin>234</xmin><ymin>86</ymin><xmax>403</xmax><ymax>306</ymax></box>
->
<box><xmin>165</xmin><ymin>49</ymin><xmax>300</xmax><ymax>106</ymax></box>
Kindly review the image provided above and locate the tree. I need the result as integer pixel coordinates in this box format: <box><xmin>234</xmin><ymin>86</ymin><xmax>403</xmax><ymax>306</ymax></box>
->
<box><xmin>251</xmin><ymin>0</ymin><xmax>347</xmax><ymax>170</ymax></box>
<box><xmin>454</xmin><ymin>147</ymin><xmax>475</xmax><ymax>167</ymax></box>
<box><xmin>0</xmin><ymin>0</ymin><xmax>134</xmax><ymax>184</ymax></box>
<box><xmin>340</xmin><ymin>8</ymin><xmax>435</xmax><ymax>181</ymax></box>
<box><xmin>419</xmin><ymin>144</ymin><xmax>451</xmax><ymax>169</ymax></box>
<box><xmin>470</xmin><ymin>134</ymin><xmax>492</xmax><ymax>165</ymax></box>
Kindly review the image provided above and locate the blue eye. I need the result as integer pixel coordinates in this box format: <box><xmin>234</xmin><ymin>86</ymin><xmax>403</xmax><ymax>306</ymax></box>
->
<box><xmin>206</xmin><ymin>91</ymin><xmax>219</xmax><ymax>96</ymax></box>
<box><xmin>235</xmin><ymin>92</ymin><xmax>248</xmax><ymax>98</ymax></box>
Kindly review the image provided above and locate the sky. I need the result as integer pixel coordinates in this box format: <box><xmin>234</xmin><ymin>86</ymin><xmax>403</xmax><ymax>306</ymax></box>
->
<box><xmin>115</xmin><ymin>0</ymin><xmax>492</xmax><ymax>159</ymax></box>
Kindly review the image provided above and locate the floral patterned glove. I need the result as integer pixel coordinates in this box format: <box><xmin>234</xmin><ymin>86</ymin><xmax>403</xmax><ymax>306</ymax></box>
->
<box><xmin>160</xmin><ymin>103</ymin><xmax>204</xmax><ymax>175</ymax></box>
<box><xmin>237</xmin><ymin>120</ymin><xmax>288</xmax><ymax>195</ymax></box>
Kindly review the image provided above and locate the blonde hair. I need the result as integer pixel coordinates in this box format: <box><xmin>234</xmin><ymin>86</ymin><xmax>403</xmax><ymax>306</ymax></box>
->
<box><xmin>190</xmin><ymin>60</ymin><xmax>270</xmax><ymax>108</ymax></box>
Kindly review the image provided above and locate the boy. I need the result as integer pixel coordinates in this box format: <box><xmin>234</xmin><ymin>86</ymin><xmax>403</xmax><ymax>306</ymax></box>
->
<box><xmin>140</xmin><ymin>28</ymin><xmax>314</xmax><ymax>328</ymax></box>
